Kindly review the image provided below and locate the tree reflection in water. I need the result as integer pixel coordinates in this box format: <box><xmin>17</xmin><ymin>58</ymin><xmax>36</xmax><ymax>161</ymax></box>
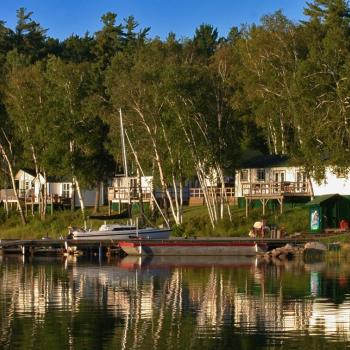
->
<box><xmin>0</xmin><ymin>255</ymin><xmax>349</xmax><ymax>349</ymax></box>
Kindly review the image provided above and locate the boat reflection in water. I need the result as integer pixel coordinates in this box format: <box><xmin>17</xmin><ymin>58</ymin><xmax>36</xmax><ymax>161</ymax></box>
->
<box><xmin>1</xmin><ymin>254</ymin><xmax>350</xmax><ymax>349</ymax></box>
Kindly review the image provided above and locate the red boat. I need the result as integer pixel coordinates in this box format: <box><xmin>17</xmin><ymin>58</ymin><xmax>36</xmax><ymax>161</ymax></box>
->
<box><xmin>119</xmin><ymin>239</ymin><xmax>267</xmax><ymax>256</ymax></box>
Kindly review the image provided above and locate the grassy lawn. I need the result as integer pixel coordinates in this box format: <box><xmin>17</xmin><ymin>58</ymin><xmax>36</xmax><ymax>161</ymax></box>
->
<box><xmin>180</xmin><ymin>205</ymin><xmax>309</xmax><ymax>237</ymax></box>
<box><xmin>0</xmin><ymin>204</ymin><xmax>310</xmax><ymax>239</ymax></box>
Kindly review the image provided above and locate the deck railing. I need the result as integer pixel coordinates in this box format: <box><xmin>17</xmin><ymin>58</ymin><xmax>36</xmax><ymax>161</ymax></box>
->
<box><xmin>0</xmin><ymin>189</ymin><xmax>71</xmax><ymax>204</ymax></box>
<box><xmin>242</xmin><ymin>181</ymin><xmax>310</xmax><ymax>197</ymax></box>
<box><xmin>108</xmin><ymin>186</ymin><xmax>153</xmax><ymax>201</ymax></box>
<box><xmin>189</xmin><ymin>187</ymin><xmax>235</xmax><ymax>198</ymax></box>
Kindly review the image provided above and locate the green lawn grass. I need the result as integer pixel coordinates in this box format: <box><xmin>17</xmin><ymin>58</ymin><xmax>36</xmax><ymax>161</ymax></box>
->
<box><xmin>0</xmin><ymin>204</ymin><xmax>310</xmax><ymax>239</ymax></box>
<box><xmin>180</xmin><ymin>205</ymin><xmax>309</xmax><ymax>237</ymax></box>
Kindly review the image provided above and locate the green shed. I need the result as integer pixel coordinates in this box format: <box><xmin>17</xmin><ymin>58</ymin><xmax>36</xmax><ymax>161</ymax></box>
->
<box><xmin>306</xmin><ymin>194</ymin><xmax>350</xmax><ymax>232</ymax></box>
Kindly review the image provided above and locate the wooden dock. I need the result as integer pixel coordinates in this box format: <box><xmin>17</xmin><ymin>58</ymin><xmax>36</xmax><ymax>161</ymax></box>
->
<box><xmin>0</xmin><ymin>237</ymin><xmax>320</xmax><ymax>257</ymax></box>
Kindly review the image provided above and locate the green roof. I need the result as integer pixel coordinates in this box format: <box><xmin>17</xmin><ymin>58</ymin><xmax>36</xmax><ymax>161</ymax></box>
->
<box><xmin>306</xmin><ymin>194</ymin><xmax>348</xmax><ymax>206</ymax></box>
<box><xmin>239</xmin><ymin>154</ymin><xmax>290</xmax><ymax>169</ymax></box>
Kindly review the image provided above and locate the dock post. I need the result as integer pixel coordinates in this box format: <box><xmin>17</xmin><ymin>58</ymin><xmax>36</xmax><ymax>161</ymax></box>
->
<box><xmin>29</xmin><ymin>246</ymin><xmax>34</xmax><ymax>257</ymax></box>
<box><xmin>21</xmin><ymin>245</ymin><xmax>26</xmax><ymax>256</ymax></box>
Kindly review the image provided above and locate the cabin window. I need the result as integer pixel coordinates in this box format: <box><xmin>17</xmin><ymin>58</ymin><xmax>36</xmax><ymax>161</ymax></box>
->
<box><xmin>257</xmin><ymin>169</ymin><xmax>265</xmax><ymax>182</ymax></box>
<box><xmin>240</xmin><ymin>170</ymin><xmax>248</xmax><ymax>182</ymax></box>
<box><xmin>25</xmin><ymin>181</ymin><xmax>30</xmax><ymax>190</ymax></box>
<box><xmin>130</xmin><ymin>178</ymin><xmax>138</xmax><ymax>188</ymax></box>
<box><xmin>62</xmin><ymin>183</ymin><xmax>70</xmax><ymax>198</ymax></box>
<box><xmin>274</xmin><ymin>171</ymin><xmax>285</xmax><ymax>183</ymax></box>
<box><xmin>296</xmin><ymin>171</ymin><xmax>307</xmax><ymax>183</ymax></box>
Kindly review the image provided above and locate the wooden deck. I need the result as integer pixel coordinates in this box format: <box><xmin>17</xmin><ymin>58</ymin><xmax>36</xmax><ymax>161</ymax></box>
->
<box><xmin>189</xmin><ymin>187</ymin><xmax>235</xmax><ymax>206</ymax></box>
<box><xmin>242</xmin><ymin>181</ymin><xmax>310</xmax><ymax>198</ymax></box>
<box><xmin>108</xmin><ymin>186</ymin><xmax>152</xmax><ymax>203</ymax></box>
<box><xmin>1</xmin><ymin>189</ymin><xmax>71</xmax><ymax>215</ymax></box>
<box><xmin>242</xmin><ymin>181</ymin><xmax>311</xmax><ymax>216</ymax></box>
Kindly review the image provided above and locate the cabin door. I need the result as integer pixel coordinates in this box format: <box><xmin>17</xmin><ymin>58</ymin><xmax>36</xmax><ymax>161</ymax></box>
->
<box><xmin>273</xmin><ymin>171</ymin><xmax>285</xmax><ymax>193</ymax></box>
<box><xmin>273</xmin><ymin>171</ymin><xmax>285</xmax><ymax>183</ymax></box>
<box><xmin>296</xmin><ymin>171</ymin><xmax>307</xmax><ymax>192</ymax></box>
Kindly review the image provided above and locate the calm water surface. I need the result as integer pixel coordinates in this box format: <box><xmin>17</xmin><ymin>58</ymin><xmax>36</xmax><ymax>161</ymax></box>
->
<box><xmin>0</xmin><ymin>254</ymin><xmax>350</xmax><ymax>349</ymax></box>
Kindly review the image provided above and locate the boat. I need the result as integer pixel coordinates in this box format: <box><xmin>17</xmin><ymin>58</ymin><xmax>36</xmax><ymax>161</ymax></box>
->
<box><xmin>118</xmin><ymin>239</ymin><xmax>268</xmax><ymax>256</ymax></box>
<box><xmin>68</xmin><ymin>224</ymin><xmax>171</xmax><ymax>240</ymax></box>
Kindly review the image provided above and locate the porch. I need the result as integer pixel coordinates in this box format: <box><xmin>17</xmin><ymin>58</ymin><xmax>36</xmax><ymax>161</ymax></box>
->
<box><xmin>108</xmin><ymin>186</ymin><xmax>153</xmax><ymax>203</ymax></box>
<box><xmin>1</xmin><ymin>189</ymin><xmax>71</xmax><ymax>215</ymax></box>
<box><xmin>242</xmin><ymin>181</ymin><xmax>311</xmax><ymax>216</ymax></box>
<box><xmin>189</xmin><ymin>187</ymin><xmax>235</xmax><ymax>206</ymax></box>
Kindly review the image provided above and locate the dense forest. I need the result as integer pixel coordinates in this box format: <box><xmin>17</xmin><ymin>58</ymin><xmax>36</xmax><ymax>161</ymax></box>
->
<box><xmin>1</xmin><ymin>0</ymin><xmax>350</xmax><ymax>226</ymax></box>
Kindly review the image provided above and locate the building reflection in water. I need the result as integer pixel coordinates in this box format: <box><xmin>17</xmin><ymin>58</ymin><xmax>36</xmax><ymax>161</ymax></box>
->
<box><xmin>0</xmin><ymin>255</ymin><xmax>350</xmax><ymax>348</ymax></box>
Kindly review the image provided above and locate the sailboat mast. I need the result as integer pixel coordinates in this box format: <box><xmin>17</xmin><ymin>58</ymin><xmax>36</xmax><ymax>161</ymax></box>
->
<box><xmin>119</xmin><ymin>108</ymin><xmax>128</xmax><ymax>177</ymax></box>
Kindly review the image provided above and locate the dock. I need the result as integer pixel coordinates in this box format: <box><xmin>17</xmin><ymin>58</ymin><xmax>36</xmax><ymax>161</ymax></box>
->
<box><xmin>0</xmin><ymin>237</ymin><xmax>320</xmax><ymax>258</ymax></box>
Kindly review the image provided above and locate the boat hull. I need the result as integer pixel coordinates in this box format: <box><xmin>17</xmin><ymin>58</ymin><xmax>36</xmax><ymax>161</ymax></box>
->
<box><xmin>119</xmin><ymin>240</ymin><xmax>267</xmax><ymax>256</ymax></box>
<box><xmin>72</xmin><ymin>229</ymin><xmax>171</xmax><ymax>241</ymax></box>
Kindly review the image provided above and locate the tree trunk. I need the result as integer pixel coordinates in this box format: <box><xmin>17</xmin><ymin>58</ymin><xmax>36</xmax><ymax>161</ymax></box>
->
<box><xmin>179</xmin><ymin>180</ymin><xmax>184</xmax><ymax>224</ymax></box>
<box><xmin>0</xmin><ymin>143</ymin><xmax>26</xmax><ymax>225</ymax></box>
<box><xmin>134</xmin><ymin>107</ymin><xmax>181</xmax><ymax>225</ymax></box>
<box><xmin>94</xmin><ymin>181</ymin><xmax>101</xmax><ymax>213</ymax></box>
<box><xmin>70</xmin><ymin>179</ymin><xmax>76</xmax><ymax>211</ymax></box>
<box><xmin>75</xmin><ymin>178</ymin><xmax>85</xmax><ymax>220</ymax></box>
<box><xmin>137</xmin><ymin>169</ymin><xmax>145</xmax><ymax>222</ymax></box>
<box><xmin>125</xmin><ymin>130</ymin><xmax>170</xmax><ymax>227</ymax></box>
<box><xmin>42</xmin><ymin>170</ymin><xmax>47</xmax><ymax>219</ymax></box>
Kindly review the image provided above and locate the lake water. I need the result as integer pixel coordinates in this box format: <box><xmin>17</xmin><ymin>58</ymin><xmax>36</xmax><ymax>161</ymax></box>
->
<box><xmin>0</xmin><ymin>254</ymin><xmax>350</xmax><ymax>349</ymax></box>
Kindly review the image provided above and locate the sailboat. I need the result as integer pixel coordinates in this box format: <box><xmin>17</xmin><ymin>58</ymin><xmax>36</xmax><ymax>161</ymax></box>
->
<box><xmin>69</xmin><ymin>109</ymin><xmax>171</xmax><ymax>241</ymax></box>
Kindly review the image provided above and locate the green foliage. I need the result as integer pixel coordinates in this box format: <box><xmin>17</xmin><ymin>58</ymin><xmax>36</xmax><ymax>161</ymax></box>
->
<box><xmin>1</xmin><ymin>4</ymin><xmax>350</xmax><ymax>227</ymax></box>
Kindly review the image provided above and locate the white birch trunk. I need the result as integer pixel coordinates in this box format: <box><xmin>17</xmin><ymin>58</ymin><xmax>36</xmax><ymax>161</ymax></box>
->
<box><xmin>74</xmin><ymin>178</ymin><xmax>85</xmax><ymax>220</ymax></box>
<box><xmin>0</xmin><ymin>143</ymin><xmax>26</xmax><ymax>225</ymax></box>
<box><xmin>125</xmin><ymin>130</ymin><xmax>170</xmax><ymax>227</ymax></box>
<box><xmin>42</xmin><ymin>170</ymin><xmax>47</xmax><ymax>219</ymax></box>
<box><xmin>134</xmin><ymin>108</ymin><xmax>180</xmax><ymax>225</ymax></box>
<box><xmin>174</xmin><ymin>110</ymin><xmax>217</xmax><ymax>228</ymax></box>
<box><xmin>217</xmin><ymin>165</ymin><xmax>232</xmax><ymax>221</ymax></box>
<box><xmin>179</xmin><ymin>180</ymin><xmax>183</xmax><ymax>224</ymax></box>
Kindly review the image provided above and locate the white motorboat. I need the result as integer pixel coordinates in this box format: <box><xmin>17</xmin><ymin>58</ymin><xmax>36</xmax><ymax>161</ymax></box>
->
<box><xmin>68</xmin><ymin>223</ymin><xmax>171</xmax><ymax>240</ymax></box>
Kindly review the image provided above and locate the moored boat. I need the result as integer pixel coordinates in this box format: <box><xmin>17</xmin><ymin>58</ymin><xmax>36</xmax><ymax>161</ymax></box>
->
<box><xmin>68</xmin><ymin>224</ymin><xmax>171</xmax><ymax>240</ymax></box>
<box><xmin>119</xmin><ymin>239</ymin><xmax>267</xmax><ymax>256</ymax></box>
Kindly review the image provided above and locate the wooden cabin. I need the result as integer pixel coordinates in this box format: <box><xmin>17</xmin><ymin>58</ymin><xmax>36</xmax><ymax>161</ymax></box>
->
<box><xmin>188</xmin><ymin>168</ymin><xmax>235</xmax><ymax>206</ymax></box>
<box><xmin>108</xmin><ymin>175</ymin><xmax>153</xmax><ymax>207</ymax></box>
<box><xmin>235</xmin><ymin>155</ymin><xmax>350</xmax><ymax>216</ymax></box>
<box><xmin>1</xmin><ymin>169</ymin><xmax>105</xmax><ymax>209</ymax></box>
<box><xmin>235</xmin><ymin>155</ymin><xmax>311</xmax><ymax>215</ymax></box>
<box><xmin>108</xmin><ymin>175</ymin><xmax>194</xmax><ymax>210</ymax></box>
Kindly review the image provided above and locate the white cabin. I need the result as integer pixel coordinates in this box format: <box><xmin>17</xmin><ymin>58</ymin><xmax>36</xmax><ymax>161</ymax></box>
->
<box><xmin>235</xmin><ymin>155</ymin><xmax>350</xmax><ymax>199</ymax></box>
<box><xmin>108</xmin><ymin>175</ymin><xmax>153</xmax><ymax>203</ymax></box>
<box><xmin>13</xmin><ymin>169</ymin><xmax>105</xmax><ymax>207</ymax></box>
<box><xmin>311</xmin><ymin>169</ymin><xmax>350</xmax><ymax>196</ymax></box>
<box><xmin>14</xmin><ymin>169</ymin><xmax>36</xmax><ymax>198</ymax></box>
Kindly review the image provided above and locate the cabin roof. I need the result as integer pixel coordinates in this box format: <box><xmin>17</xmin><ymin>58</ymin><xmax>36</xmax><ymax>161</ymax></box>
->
<box><xmin>239</xmin><ymin>154</ymin><xmax>290</xmax><ymax>169</ymax></box>
<box><xmin>306</xmin><ymin>194</ymin><xmax>349</xmax><ymax>206</ymax></box>
<box><xmin>18</xmin><ymin>168</ymin><xmax>36</xmax><ymax>177</ymax></box>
